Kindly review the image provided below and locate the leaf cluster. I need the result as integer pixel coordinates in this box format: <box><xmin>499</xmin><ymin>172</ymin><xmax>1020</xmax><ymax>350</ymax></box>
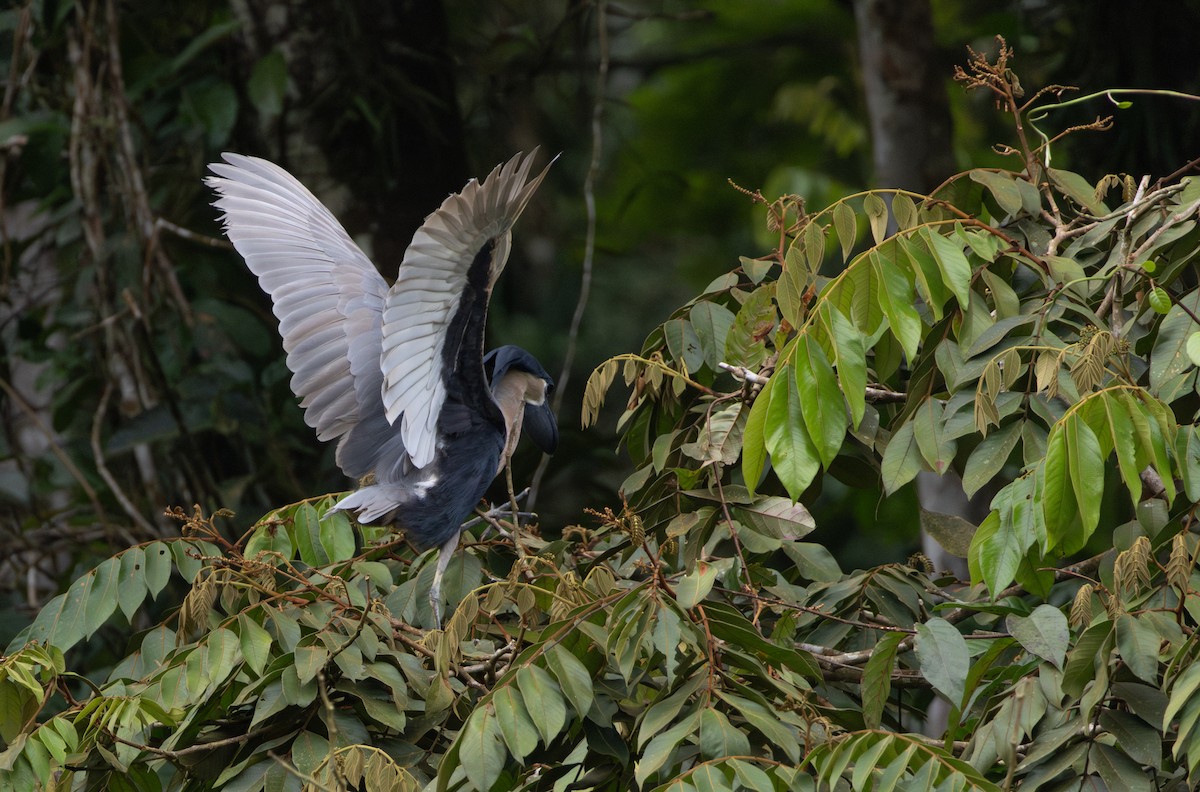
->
<box><xmin>8</xmin><ymin>39</ymin><xmax>1200</xmax><ymax>792</ymax></box>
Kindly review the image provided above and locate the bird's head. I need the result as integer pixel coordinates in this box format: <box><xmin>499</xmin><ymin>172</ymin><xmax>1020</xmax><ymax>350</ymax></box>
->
<box><xmin>485</xmin><ymin>345</ymin><xmax>559</xmax><ymax>455</ymax></box>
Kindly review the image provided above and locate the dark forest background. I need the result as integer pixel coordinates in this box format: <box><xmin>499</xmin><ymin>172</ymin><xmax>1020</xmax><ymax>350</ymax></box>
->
<box><xmin>3</xmin><ymin>0</ymin><xmax>1200</xmax><ymax>640</ymax></box>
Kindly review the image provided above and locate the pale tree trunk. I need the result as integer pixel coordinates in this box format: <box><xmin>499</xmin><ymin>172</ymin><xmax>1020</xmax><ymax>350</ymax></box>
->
<box><xmin>854</xmin><ymin>0</ymin><xmax>954</xmax><ymax>193</ymax></box>
<box><xmin>854</xmin><ymin>0</ymin><xmax>987</xmax><ymax>573</ymax></box>
<box><xmin>854</xmin><ymin>0</ymin><xmax>975</xmax><ymax>736</ymax></box>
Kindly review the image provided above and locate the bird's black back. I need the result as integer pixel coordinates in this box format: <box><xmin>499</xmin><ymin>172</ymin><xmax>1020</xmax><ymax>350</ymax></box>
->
<box><xmin>397</xmin><ymin>239</ymin><xmax>506</xmax><ymax>549</ymax></box>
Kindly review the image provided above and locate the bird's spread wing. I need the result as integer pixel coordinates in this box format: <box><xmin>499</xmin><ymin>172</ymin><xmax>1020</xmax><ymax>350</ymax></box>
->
<box><xmin>206</xmin><ymin>155</ymin><xmax>389</xmax><ymax>453</ymax></box>
<box><xmin>380</xmin><ymin>150</ymin><xmax>551</xmax><ymax>469</ymax></box>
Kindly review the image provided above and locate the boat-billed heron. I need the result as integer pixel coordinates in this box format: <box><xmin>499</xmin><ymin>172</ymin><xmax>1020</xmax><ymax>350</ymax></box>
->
<box><xmin>207</xmin><ymin>151</ymin><xmax>558</xmax><ymax>623</ymax></box>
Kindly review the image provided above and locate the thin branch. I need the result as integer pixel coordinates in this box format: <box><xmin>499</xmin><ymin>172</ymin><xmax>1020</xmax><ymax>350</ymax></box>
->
<box><xmin>90</xmin><ymin>381</ymin><xmax>155</xmax><ymax>538</ymax></box>
<box><xmin>528</xmin><ymin>0</ymin><xmax>609</xmax><ymax>509</ymax></box>
<box><xmin>154</xmin><ymin>217</ymin><xmax>233</xmax><ymax>249</ymax></box>
<box><xmin>0</xmin><ymin>376</ymin><xmax>109</xmax><ymax>526</ymax></box>
<box><xmin>719</xmin><ymin>362</ymin><xmax>907</xmax><ymax>403</ymax></box>
<box><xmin>718</xmin><ymin>362</ymin><xmax>769</xmax><ymax>385</ymax></box>
<box><xmin>1129</xmin><ymin>198</ymin><xmax>1200</xmax><ymax>264</ymax></box>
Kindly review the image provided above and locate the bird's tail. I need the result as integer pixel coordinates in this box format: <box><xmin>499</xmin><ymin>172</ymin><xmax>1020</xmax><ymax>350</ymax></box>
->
<box><xmin>332</xmin><ymin>485</ymin><xmax>411</xmax><ymax>525</ymax></box>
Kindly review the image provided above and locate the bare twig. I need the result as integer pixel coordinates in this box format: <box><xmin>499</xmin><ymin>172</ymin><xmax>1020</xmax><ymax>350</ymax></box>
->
<box><xmin>154</xmin><ymin>217</ymin><xmax>233</xmax><ymax>249</ymax></box>
<box><xmin>528</xmin><ymin>0</ymin><xmax>609</xmax><ymax>510</ymax></box>
<box><xmin>0</xmin><ymin>376</ymin><xmax>109</xmax><ymax>525</ymax></box>
<box><xmin>90</xmin><ymin>381</ymin><xmax>154</xmax><ymax>538</ymax></box>
<box><xmin>718</xmin><ymin>362</ymin><xmax>769</xmax><ymax>384</ymax></box>
<box><xmin>719</xmin><ymin>362</ymin><xmax>907</xmax><ymax>403</ymax></box>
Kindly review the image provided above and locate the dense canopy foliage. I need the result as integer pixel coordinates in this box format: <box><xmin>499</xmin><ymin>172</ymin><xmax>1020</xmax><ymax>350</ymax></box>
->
<box><xmin>4</xmin><ymin>28</ymin><xmax>1200</xmax><ymax>790</ymax></box>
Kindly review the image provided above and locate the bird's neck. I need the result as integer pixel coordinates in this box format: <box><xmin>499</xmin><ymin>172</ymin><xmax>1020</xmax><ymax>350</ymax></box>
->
<box><xmin>493</xmin><ymin>370</ymin><xmax>544</xmax><ymax>470</ymax></box>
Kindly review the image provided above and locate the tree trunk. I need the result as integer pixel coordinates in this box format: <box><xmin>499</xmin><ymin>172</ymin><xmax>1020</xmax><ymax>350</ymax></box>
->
<box><xmin>853</xmin><ymin>0</ymin><xmax>965</xmax><ymax>738</ymax></box>
<box><xmin>853</xmin><ymin>0</ymin><xmax>954</xmax><ymax>192</ymax></box>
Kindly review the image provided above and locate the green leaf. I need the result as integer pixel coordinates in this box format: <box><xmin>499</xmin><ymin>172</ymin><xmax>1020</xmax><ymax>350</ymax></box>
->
<box><xmin>293</xmin><ymin>639</ymin><xmax>329</xmax><ymax>685</ymax></box>
<box><xmin>1100</xmin><ymin>710</ymin><xmax>1162</xmax><ymax>771</ymax></box>
<box><xmin>117</xmin><ymin>548</ymin><xmax>148</xmax><ymax>623</ymax></box>
<box><xmin>1048</xmin><ymin>168</ymin><xmax>1106</xmax><ymax>214</ymax></box>
<box><xmin>1092</xmin><ymin>743</ymin><xmax>1153</xmax><ymax>792</ymax></box>
<box><xmin>881</xmin><ymin>420</ymin><xmax>923</xmax><ymax>494</ymax></box>
<box><xmin>719</xmin><ymin>691</ymin><xmax>800</xmax><ymax>762</ymax></box>
<box><xmin>1063</xmin><ymin>415</ymin><xmax>1104</xmax><ymax>545</ymax></box>
<box><xmin>1006</xmin><ymin>605</ymin><xmax>1068</xmax><ymax>669</ymax></box>
<box><xmin>912</xmin><ymin>399</ymin><xmax>954</xmax><ymax>475</ymax></box>
<box><xmin>763</xmin><ymin>366</ymin><xmax>820</xmax><ymax>499</ymax></box>
<box><xmin>172</xmin><ymin>538</ymin><xmax>209</xmax><ymax>582</ymax></box>
<box><xmin>833</xmin><ymin>201</ymin><xmax>857</xmax><ymax>261</ymax></box>
<box><xmin>1115</xmin><ymin>614</ymin><xmax>1160</xmax><ymax>684</ymax></box>
<box><xmin>919</xmin><ymin>509</ymin><xmax>976</xmax><ymax>558</ymax></box>
<box><xmin>636</xmin><ymin>706</ymin><xmax>702</xmax><ymax>785</ymax></box>
<box><xmin>921</xmin><ymin>227</ymin><xmax>973</xmax><ymax>308</ymax></box>
<box><xmin>892</xmin><ymin>193</ymin><xmax>917</xmax><ymax>231</ymax></box>
<box><xmin>872</xmin><ymin>253</ymin><xmax>921</xmax><ymax>362</ymax></box>
<box><xmin>638</xmin><ymin>675</ymin><xmax>706</xmax><ymax>749</ymax></box>
<box><xmin>724</xmin><ymin>284</ymin><xmax>775</xmax><ymax>371</ymax></box>
<box><xmin>145</xmin><ymin>541</ymin><xmax>173</xmax><ymax>599</ymax></box>
<box><xmin>1102</xmin><ymin>392</ymin><xmax>1144</xmax><ymax>507</ymax></box>
<box><xmin>1150</xmin><ymin>286</ymin><xmax>1200</xmax><ymax>393</ymax></box>
<box><xmin>16</xmin><ymin>578</ymin><xmax>88</xmax><ymax>653</ymax></box>
<box><xmin>1178</xmin><ymin>424</ymin><xmax>1200</xmax><ymax>502</ymax></box>
<box><xmin>245</xmin><ymin>521</ymin><xmax>293</xmax><ymax>559</ymax></box>
<box><xmin>1041</xmin><ymin>425</ymin><xmax>1079</xmax><ymax>552</ymax></box>
<box><xmin>652</xmin><ymin>605</ymin><xmax>684</xmax><ymax>684</ymax></box>
<box><xmin>962</xmin><ymin>420</ymin><xmax>1021</xmax><ymax>497</ymax></box>
<box><xmin>826</xmin><ymin>257</ymin><xmax>885</xmax><ymax>341</ymax></box>
<box><xmin>970</xmin><ymin>170</ymin><xmax>1023</xmax><ymax>217</ymax></box>
<box><xmin>804</xmin><ymin>220</ymin><xmax>827</xmax><ymax>270</ymax></box>
<box><xmin>690</xmin><ymin>302</ymin><xmax>737</xmax><ymax>372</ymax></box>
<box><xmin>739</xmin><ymin>256</ymin><xmax>773</xmax><ymax>284</ymax></box>
<box><xmin>861</xmin><ymin>632</ymin><xmax>904</xmax><ymax>729</ymax></box>
<box><xmin>864</xmin><ymin>193</ymin><xmax>889</xmax><ymax>244</ymax></box>
<box><xmin>914</xmin><ymin>618</ymin><xmax>969</xmax><ymax>707</ymax></box>
<box><xmin>900</xmin><ymin>235</ymin><xmax>950</xmax><ymax>321</ymax></box>
<box><xmin>676</xmin><ymin>561</ymin><xmax>719</xmax><ymax>609</ymax></box>
<box><xmin>778</xmin><ymin>247</ymin><xmax>809</xmax><ymax>328</ymax></box>
<box><xmin>1188</xmin><ymin>331</ymin><xmax>1200</xmax><ymax>367</ymax></box>
<box><xmin>742</xmin><ymin>384</ymin><xmax>771</xmax><ymax>496</ymax></box>
<box><xmin>820</xmin><ymin>304</ymin><xmax>867</xmax><ymax>429</ymax></box>
<box><xmin>733</xmin><ymin>496</ymin><xmax>815</xmax><ymax>540</ymax></box>
<box><xmin>293</xmin><ymin>504</ymin><xmax>329</xmax><ymax>567</ymax></box>
<box><xmin>318</xmin><ymin>509</ymin><xmax>357</xmax><ymax>564</ymax></box>
<box><xmin>664</xmin><ymin>318</ymin><xmax>705</xmax><ymax>375</ymax></box>
<box><xmin>544</xmin><ymin>645</ymin><xmax>594</xmax><ymax>718</ymax></box>
<box><xmin>237</xmin><ymin>614</ymin><xmax>272</xmax><ymax>676</ymax></box>
<box><xmin>459</xmin><ymin>705</ymin><xmax>507</xmax><ymax>792</ymax></box>
<box><xmin>518</xmin><ymin>664</ymin><xmax>567</xmax><ymax>746</ymax></box>
<box><xmin>794</xmin><ymin>335</ymin><xmax>847</xmax><ymax>467</ymax></box>
<box><xmin>492</xmin><ymin>685</ymin><xmax>538</xmax><ymax>762</ymax></box>
<box><xmin>699</xmin><ymin>708</ymin><xmax>751</xmax><ymax>760</ymax></box>
<box><xmin>1149</xmin><ymin>286</ymin><xmax>1172</xmax><ymax>315</ymax></box>
<box><xmin>290</xmin><ymin>731</ymin><xmax>329</xmax><ymax>776</ymax></box>
<box><xmin>247</xmin><ymin>50</ymin><xmax>288</xmax><ymax>116</ymax></box>
<box><xmin>703</xmin><ymin>601</ymin><xmax>819</xmax><ymax>678</ymax></box>
<box><xmin>1063</xmin><ymin>620</ymin><xmax>1113</xmax><ymax>698</ymax></box>
<box><xmin>1164</xmin><ymin>659</ymin><xmax>1200</xmax><ymax>730</ymax></box>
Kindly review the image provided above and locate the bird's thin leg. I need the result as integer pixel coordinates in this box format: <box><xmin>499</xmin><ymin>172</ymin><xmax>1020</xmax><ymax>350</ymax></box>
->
<box><xmin>504</xmin><ymin>463</ymin><xmax>525</xmax><ymax>558</ymax></box>
<box><xmin>429</xmin><ymin>532</ymin><xmax>460</xmax><ymax>627</ymax></box>
<box><xmin>466</xmin><ymin>488</ymin><xmax>530</xmax><ymax>534</ymax></box>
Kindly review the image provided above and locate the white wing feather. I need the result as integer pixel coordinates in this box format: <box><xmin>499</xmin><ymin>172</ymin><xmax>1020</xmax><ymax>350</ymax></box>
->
<box><xmin>380</xmin><ymin>150</ymin><xmax>551</xmax><ymax>468</ymax></box>
<box><xmin>205</xmin><ymin>155</ymin><xmax>388</xmax><ymax>448</ymax></box>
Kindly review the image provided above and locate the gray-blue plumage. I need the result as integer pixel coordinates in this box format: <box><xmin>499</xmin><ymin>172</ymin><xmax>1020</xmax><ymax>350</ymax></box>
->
<box><xmin>206</xmin><ymin>151</ymin><xmax>556</xmax><ymax>622</ymax></box>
